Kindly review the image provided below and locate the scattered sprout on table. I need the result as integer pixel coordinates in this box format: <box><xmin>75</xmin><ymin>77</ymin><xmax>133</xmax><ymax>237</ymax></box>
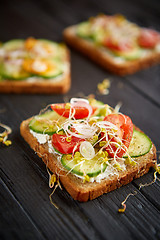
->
<box><xmin>97</xmin><ymin>78</ymin><xmax>111</xmax><ymax>95</ymax></box>
<box><xmin>0</xmin><ymin>123</ymin><xmax>12</xmax><ymax>146</ymax></box>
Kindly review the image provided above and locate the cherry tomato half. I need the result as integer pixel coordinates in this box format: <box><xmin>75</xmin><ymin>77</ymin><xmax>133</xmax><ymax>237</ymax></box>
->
<box><xmin>103</xmin><ymin>114</ymin><xmax>133</xmax><ymax>158</ymax></box>
<box><xmin>51</xmin><ymin>103</ymin><xmax>96</xmax><ymax>119</ymax></box>
<box><xmin>52</xmin><ymin>133</ymin><xmax>84</xmax><ymax>154</ymax></box>
<box><xmin>138</xmin><ymin>29</ymin><xmax>159</xmax><ymax>49</ymax></box>
<box><xmin>104</xmin><ymin>38</ymin><xmax>134</xmax><ymax>52</ymax></box>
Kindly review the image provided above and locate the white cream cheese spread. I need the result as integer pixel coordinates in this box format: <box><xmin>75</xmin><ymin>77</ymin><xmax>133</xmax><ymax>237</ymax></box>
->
<box><xmin>30</xmin><ymin>130</ymin><xmax>50</xmax><ymax>144</ymax></box>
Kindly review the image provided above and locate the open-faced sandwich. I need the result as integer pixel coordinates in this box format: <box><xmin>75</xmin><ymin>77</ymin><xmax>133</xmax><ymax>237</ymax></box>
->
<box><xmin>63</xmin><ymin>14</ymin><xmax>160</xmax><ymax>75</ymax></box>
<box><xmin>0</xmin><ymin>38</ymin><xmax>70</xmax><ymax>93</ymax></box>
<box><xmin>20</xmin><ymin>98</ymin><xmax>157</xmax><ymax>201</ymax></box>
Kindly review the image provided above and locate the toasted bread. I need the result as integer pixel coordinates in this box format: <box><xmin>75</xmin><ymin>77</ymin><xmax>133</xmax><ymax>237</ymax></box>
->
<box><xmin>0</xmin><ymin>39</ymin><xmax>71</xmax><ymax>94</ymax></box>
<box><xmin>0</xmin><ymin>69</ymin><xmax>71</xmax><ymax>94</ymax></box>
<box><xmin>20</xmin><ymin>118</ymin><xmax>157</xmax><ymax>202</ymax></box>
<box><xmin>63</xmin><ymin>25</ymin><xmax>160</xmax><ymax>76</ymax></box>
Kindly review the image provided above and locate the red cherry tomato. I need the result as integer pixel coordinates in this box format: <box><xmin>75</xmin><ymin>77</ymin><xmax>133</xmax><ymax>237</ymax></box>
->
<box><xmin>51</xmin><ymin>103</ymin><xmax>96</xmax><ymax>119</ymax></box>
<box><xmin>103</xmin><ymin>114</ymin><xmax>133</xmax><ymax>158</ymax></box>
<box><xmin>52</xmin><ymin>133</ymin><xmax>84</xmax><ymax>154</ymax></box>
<box><xmin>138</xmin><ymin>29</ymin><xmax>159</xmax><ymax>48</ymax></box>
<box><xmin>104</xmin><ymin>38</ymin><xmax>134</xmax><ymax>52</ymax></box>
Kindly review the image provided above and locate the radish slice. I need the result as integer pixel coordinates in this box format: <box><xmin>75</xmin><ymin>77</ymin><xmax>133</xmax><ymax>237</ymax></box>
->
<box><xmin>80</xmin><ymin>141</ymin><xmax>95</xmax><ymax>160</ymax></box>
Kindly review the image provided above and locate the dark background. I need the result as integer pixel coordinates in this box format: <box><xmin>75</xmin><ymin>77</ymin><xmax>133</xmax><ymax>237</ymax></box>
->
<box><xmin>0</xmin><ymin>0</ymin><xmax>160</xmax><ymax>239</ymax></box>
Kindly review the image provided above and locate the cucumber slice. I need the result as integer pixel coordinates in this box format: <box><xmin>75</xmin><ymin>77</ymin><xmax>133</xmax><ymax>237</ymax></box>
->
<box><xmin>37</xmin><ymin>39</ymin><xmax>59</xmax><ymax>57</ymax></box>
<box><xmin>77</xmin><ymin>22</ymin><xmax>92</xmax><ymax>39</ymax></box>
<box><xmin>89</xmin><ymin>99</ymin><xmax>112</xmax><ymax>117</ymax></box>
<box><xmin>89</xmin><ymin>99</ymin><xmax>104</xmax><ymax>107</ymax></box>
<box><xmin>30</xmin><ymin>39</ymin><xmax>66</xmax><ymax>60</ymax></box>
<box><xmin>0</xmin><ymin>62</ymin><xmax>30</xmax><ymax>80</ymax></box>
<box><xmin>124</xmin><ymin>130</ymin><xmax>152</xmax><ymax>158</ymax></box>
<box><xmin>39</xmin><ymin>70</ymin><xmax>62</xmax><ymax>79</ymax></box>
<box><xmin>92</xmin><ymin>29</ymin><xmax>106</xmax><ymax>44</ymax></box>
<box><xmin>34</xmin><ymin>60</ymin><xmax>63</xmax><ymax>79</ymax></box>
<box><xmin>23</xmin><ymin>58</ymin><xmax>63</xmax><ymax>79</ymax></box>
<box><xmin>3</xmin><ymin>39</ymin><xmax>24</xmax><ymax>51</ymax></box>
<box><xmin>113</xmin><ymin>48</ymin><xmax>142</xmax><ymax>60</ymax></box>
<box><xmin>29</xmin><ymin>111</ymin><xmax>66</xmax><ymax>135</ymax></box>
<box><xmin>61</xmin><ymin>154</ymin><xmax>107</xmax><ymax>177</ymax></box>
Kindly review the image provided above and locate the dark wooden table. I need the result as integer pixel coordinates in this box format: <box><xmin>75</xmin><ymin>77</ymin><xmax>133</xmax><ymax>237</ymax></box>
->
<box><xmin>0</xmin><ymin>0</ymin><xmax>160</xmax><ymax>239</ymax></box>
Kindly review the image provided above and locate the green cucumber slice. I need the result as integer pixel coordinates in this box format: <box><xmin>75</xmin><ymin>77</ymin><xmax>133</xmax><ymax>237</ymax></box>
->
<box><xmin>31</xmin><ymin>39</ymin><xmax>67</xmax><ymax>60</ymax></box>
<box><xmin>112</xmin><ymin>48</ymin><xmax>142</xmax><ymax>60</ymax></box>
<box><xmin>3</xmin><ymin>39</ymin><xmax>24</xmax><ymax>51</ymax></box>
<box><xmin>29</xmin><ymin>111</ymin><xmax>66</xmax><ymax>135</ymax></box>
<box><xmin>0</xmin><ymin>62</ymin><xmax>30</xmax><ymax>80</ymax></box>
<box><xmin>92</xmin><ymin>29</ymin><xmax>107</xmax><ymax>44</ymax></box>
<box><xmin>124</xmin><ymin>130</ymin><xmax>152</xmax><ymax>158</ymax></box>
<box><xmin>61</xmin><ymin>154</ymin><xmax>107</xmax><ymax>177</ymax></box>
<box><xmin>37</xmin><ymin>39</ymin><xmax>59</xmax><ymax>57</ymax></box>
<box><xmin>34</xmin><ymin>61</ymin><xmax>63</xmax><ymax>79</ymax></box>
<box><xmin>89</xmin><ymin>99</ymin><xmax>112</xmax><ymax>117</ymax></box>
<box><xmin>0</xmin><ymin>55</ymin><xmax>63</xmax><ymax>81</ymax></box>
<box><xmin>76</xmin><ymin>22</ymin><xmax>93</xmax><ymax>39</ymax></box>
<box><xmin>89</xmin><ymin>99</ymin><xmax>104</xmax><ymax>107</ymax></box>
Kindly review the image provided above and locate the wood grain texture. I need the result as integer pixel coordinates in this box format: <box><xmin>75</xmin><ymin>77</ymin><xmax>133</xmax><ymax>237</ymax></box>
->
<box><xmin>0</xmin><ymin>179</ymin><xmax>44</xmax><ymax>240</ymax></box>
<box><xmin>0</xmin><ymin>0</ymin><xmax>160</xmax><ymax>239</ymax></box>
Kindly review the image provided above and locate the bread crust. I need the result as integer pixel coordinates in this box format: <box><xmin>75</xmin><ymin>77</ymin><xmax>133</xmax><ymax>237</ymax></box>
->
<box><xmin>0</xmin><ymin>49</ymin><xmax>71</xmax><ymax>94</ymax></box>
<box><xmin>20</xmin><ymin>118</ymin><xmax>157</xmax><ymax>202</ymax></box>
<box><xmin>63</xmin><ymin>26</ymin><xmax>160</xmax><ymax>76</ymax></box>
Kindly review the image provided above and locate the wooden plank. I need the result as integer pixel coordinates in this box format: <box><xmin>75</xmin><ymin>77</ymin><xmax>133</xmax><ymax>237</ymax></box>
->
<box><xmin>0</xmin><ymin>179</ymin><xmax>44</xmax><ymax>240</ymax></box>
<box><xmin>0</xmin><ymin>0</ymin><xmax>63</xmax><ymax>41</ymax></box>
<box><xmin>125</xmin><ymin>66</ymin><xmax>160</xmax><ymax>107</ymax></box>
<box><xmin>79</xmin><ymin>185</ymin><xmax>160</xmax><ymax>240</ymax></box>
<box><xmin>132</xmin><ymin>168</ymin><xmax>160</xmax><ymax>210</ymax></box>
<box><xmin>42</xmin><ymin>0</ymin><xmax>102</xmax><ymax>24</ymax></box>
<box><xmin>91</xmin><ymin>0</ymin><xmax>160</xmax><ymax>25</ymax></box>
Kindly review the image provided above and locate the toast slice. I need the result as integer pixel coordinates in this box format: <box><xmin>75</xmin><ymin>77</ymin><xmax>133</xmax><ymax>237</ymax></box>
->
<box><xmin>20</xmin><ymin>117</ymin><xmax>157</xmax><ymax>202</ymax></box>
<box><xmin>0</xmin><ymin>69</ymin><xmax>71</xmax><ymax>94</ymax></box>
<box><xmin>0</xmin><ymin>38</ymin><xmax>71</xmax><ymax>94</ymax></box>
<box><xmin>63</xmin><ymin>15</ymin><xmax>160</xmax><ymax>76</ymax></box>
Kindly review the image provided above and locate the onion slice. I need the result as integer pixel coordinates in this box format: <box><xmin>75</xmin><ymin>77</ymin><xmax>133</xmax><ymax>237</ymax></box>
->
<box><xmin>70</xmin><ymin>98</ymin><xmax>93</xmax><ymax>119</ymax></box>
<box><xmin>80</xmin><ymin>141</ymin><xmax>95</xmax><ymax>160</ymax></box>
<box><xmin>63</xmin><ymin>120</ymin><xmax>97</xmax><ymax>139</ymax></box>
<box><xmin>96</xmin><ymin>121</ymin><xmax>119</xmax><ymax>131</ymax></box>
